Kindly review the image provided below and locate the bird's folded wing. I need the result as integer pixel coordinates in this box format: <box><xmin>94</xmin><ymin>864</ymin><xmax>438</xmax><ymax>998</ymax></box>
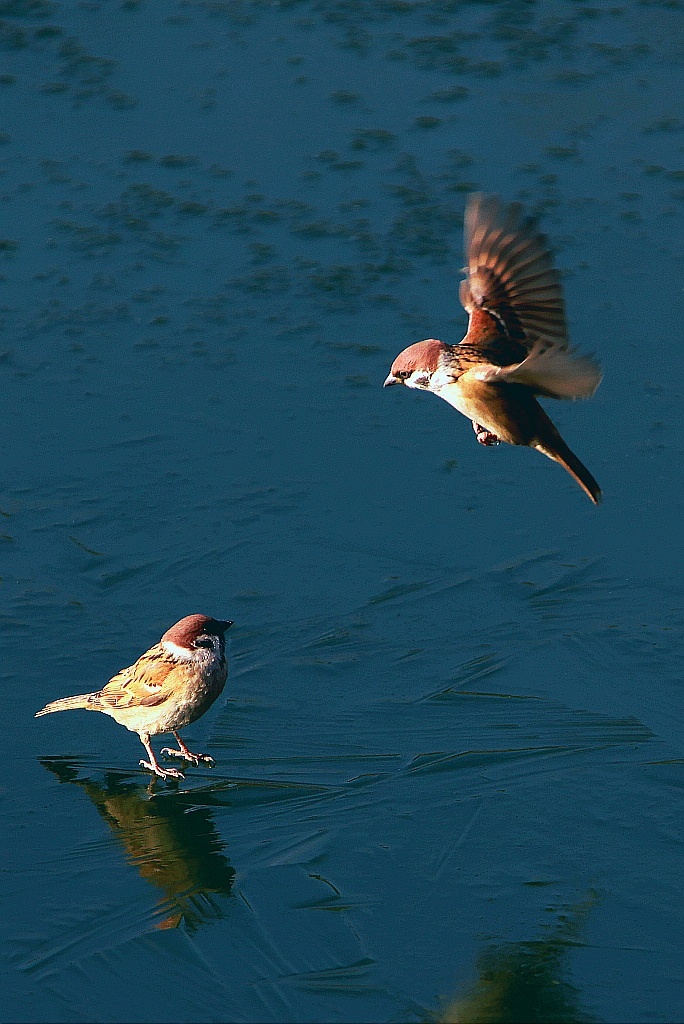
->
<box><xmin>463</xmin><ymin>337</ymin><xmax>602</xmax><ymax>400</ymax></box>
<box><xmin>97</xmin><ymin>649</ymin><xmax>175</xmax><ymax>708</ymax></box>
<box><xmin>460</xmin><ymin>193</ymin><xmax>568</xmax><ymax>348</ymax></box>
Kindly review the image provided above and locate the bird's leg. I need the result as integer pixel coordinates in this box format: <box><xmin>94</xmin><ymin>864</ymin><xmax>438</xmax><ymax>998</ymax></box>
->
<box><xmin>161</xmin><ymin>731</ymin><xmax>215</xmax><ymax>767</ymax></box>
<box><xmin>139</xmin><ymin>733</ymin><xmax>184</xmax><ymax>780</ymax></box>
<box><xmin>472</xmin><ymin>420</ymin><xmax>500</xmax><ymax>446</ymax></box>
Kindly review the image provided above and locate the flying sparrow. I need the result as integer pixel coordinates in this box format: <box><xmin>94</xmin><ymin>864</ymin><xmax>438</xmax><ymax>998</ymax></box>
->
<box><xmin>36</xmin><ymin>614</ymin><xmax>233</xmax><ymax>780</ymax></box>
<box><xmin>384</xmin><ymin>193</ymin><xmax>602</xmax><ymax>504</ymax></box>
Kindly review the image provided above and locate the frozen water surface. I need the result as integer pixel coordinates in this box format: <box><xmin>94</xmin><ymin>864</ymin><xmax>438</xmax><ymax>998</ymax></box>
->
<box><xmin>2</xmin><ymin>1</ymin><xmax>684</xmax><ymax>1021</ymax></box>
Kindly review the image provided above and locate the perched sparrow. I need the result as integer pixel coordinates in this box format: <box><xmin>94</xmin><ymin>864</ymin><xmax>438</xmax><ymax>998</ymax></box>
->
<box><xmin>384</xmin><ymin>193</ymin><xmax>602</xmax><ymax>504</ymax></box>
<box><xmin>36</xmin><ymin>614</ymin><xmax>233</xmax><ymax>780</ymax></box>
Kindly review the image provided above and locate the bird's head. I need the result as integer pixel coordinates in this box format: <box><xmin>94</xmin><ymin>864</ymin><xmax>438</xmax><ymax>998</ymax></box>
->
<box><xmin>383</xmin><ymin>339</ymin><xmax>448</xmax><ymax>391</ymax></box>
<box><xmin>162</xmin><ymin>614</ymin><xmax>233</xmax><ymax>660</ymax></box>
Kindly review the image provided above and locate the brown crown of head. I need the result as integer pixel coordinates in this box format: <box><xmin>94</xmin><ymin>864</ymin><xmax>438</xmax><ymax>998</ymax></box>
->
<box><xmin>390</xmin><ymin>339</ymin><xmax>447</xmax><ymax>377</ymax></box>
<box><xmin>162</xmin><ymin>614</ymin><xmax>234</xmax><ymax>649</ymax></box>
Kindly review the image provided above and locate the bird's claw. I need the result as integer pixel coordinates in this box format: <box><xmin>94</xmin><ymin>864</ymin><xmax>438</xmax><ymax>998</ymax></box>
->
<box><xmin>160</xmin><ymin>746</ymin><xmax>215</xmax><ymax>768</ymax></box>
<box><xmin>473</xmin><ymin>421</ymin><xmax>500</xmax><ymax>446</ymax></box>
<box><xmin>139</xmin><ymin>758</ymin><xmax>184</xmax><ymax>780</ymax></box>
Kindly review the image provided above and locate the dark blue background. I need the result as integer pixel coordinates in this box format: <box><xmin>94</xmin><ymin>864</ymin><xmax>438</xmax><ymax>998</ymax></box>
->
<box><xmin>2</xmin><ymin>2</ymin><xmax>684</xmax><ymax>1021</ymax></box>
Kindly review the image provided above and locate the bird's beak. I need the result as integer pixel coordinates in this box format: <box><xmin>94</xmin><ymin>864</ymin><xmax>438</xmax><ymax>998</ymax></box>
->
<box><xmin>218</xmin><ymin>620</ymin><xmax>234</xmax><ymax>633</ymax></box>
<box><xmin>383</xmin><ymin>373</ymin><xmax>401</xmax><ymax>387</ymax></box>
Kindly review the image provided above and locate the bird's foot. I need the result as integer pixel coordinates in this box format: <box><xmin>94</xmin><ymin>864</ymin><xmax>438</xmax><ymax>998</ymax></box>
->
<box><xmin>473</xmin><ymin>422</ymin><xmax>500</xmax><ymax>446</ymax></box>
<box><xmin>139</xmin><ymin>758</ymin><xmax>184</xmax><ymax>780</ymax></box>
<box><xmin>161</xmin><ymin>746</ymin><xmax>215</xmax><ymax>768</ymax></box>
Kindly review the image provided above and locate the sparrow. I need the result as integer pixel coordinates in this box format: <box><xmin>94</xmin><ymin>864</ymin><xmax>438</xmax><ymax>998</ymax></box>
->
<box><xmin>36</xmin><ymin>614</ymin><xmax>233</xmax><ymax>780</ymax></box>
<box><xmin>384</xmin><ymin>193</ymin><xmax>602</xmax><ymax>504</ymax></box>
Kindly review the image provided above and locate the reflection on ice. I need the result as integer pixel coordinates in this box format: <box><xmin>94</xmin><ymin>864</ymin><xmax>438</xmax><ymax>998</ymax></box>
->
<box><xmin>40</xmin><ymin>758</ymin><xmax>236</xmax><ymax>932</ymax></box>
<box><xmin>431</xmin><ymin>894</ymin><xmax>598</xmax><ymax>1024</ymax></box>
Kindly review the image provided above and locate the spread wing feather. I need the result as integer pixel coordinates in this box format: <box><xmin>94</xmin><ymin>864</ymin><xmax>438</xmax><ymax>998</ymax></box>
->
<box><xmin>464</xmin><ymin>336</ymin><xmax>602</xmax><ymax>400</ymax></box>
<box><xmin>461</xmin><ymin>193</ymin><xmax>568</xmax><ymax>346</ymax></box>
<box><xmin>459</xmin><ymin>194</ymin><xmax>601</xmax><ymax>400</ymax></box>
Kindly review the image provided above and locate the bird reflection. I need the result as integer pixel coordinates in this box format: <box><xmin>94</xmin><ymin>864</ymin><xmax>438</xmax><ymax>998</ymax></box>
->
<box><xmin>40</xmin><ymin>757</ymin><xmax>236</xmax><ymax>932</ymax></box>
<box><xmin>432</xmin><ymin>893</ymin><xmax>598</xmax><ymax>1024</ymax></box>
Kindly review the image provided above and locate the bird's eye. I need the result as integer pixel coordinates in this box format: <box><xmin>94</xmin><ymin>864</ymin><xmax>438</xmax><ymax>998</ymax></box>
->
<box><xmin>397</xmin><ymin>370</ymin><xmax>411</xmax><ymax>379</ymax></box>
<box><xmin>193</xmin><ymin>635</ymin><xmax>213</xmax><ymax>649</ymax></box>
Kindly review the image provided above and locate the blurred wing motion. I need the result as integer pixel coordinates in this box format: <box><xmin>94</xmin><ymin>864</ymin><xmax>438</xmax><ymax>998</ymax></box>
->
<box><xmin>469</xmin><ymin>336</ymin><xmax>602</xmax><ymax>400</ymax></box>
<box><xmin>459</xmin><ymin>193</ymin><xmax>601</xmax><ymax>400</ymax></box>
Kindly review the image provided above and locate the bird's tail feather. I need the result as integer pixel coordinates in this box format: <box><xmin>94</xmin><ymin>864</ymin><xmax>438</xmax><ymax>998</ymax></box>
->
<box><xmin>35</xmin><ymin>693</ymin><xmax>97</xmax><ymax>717</ymax></box>
<box><xmin>534</xmin><ymin>436</ymin><xmax>601</xmax><ymax>505</ymax></box>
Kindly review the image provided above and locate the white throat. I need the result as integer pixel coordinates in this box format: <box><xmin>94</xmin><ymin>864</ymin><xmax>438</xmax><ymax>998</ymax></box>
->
<box><xmin>162</xmin><ymin>640</ymin><xmax>196</xmax><ymax>661</ymax></box>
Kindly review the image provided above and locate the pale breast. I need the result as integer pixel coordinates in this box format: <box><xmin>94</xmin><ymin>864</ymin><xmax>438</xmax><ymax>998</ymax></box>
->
<box><xmin>109</xmin><ymin>660</ymin><xmax>227</xmax><ymax>736</ymax></box>
<box><xmin>435</xmin><ymin>380</ymin><xmax>500</xmax><ymax>429</ymax></box>
<box><xmin>434</xmin><ymin>379</ymin><xmax>534</xmax><ymax>446</ymax></box>
<box><xmin>168</xmin><ymin>662</ymin><xmax>227</xmax><ymax>730</ymax></box>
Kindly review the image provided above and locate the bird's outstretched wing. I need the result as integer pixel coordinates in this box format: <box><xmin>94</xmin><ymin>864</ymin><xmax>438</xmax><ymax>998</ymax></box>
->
<box><xmin>458</xmin><ymin>194</ymin><xmax>601</xmax><ymax>400</ymax></box>
<box><xmin>95</xmin><ymin>645</ymin><xmax>177</xmax><ymax>709</ymax></box>
<box><xmin>465</xmin><ymin>335</ymin><xmax>602</xmax><ymax>400</ymax></box>
<box><xmin>460</xmin><ymin>193</ymin><xmax>568</xmax><ymax>346</ymax></box>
